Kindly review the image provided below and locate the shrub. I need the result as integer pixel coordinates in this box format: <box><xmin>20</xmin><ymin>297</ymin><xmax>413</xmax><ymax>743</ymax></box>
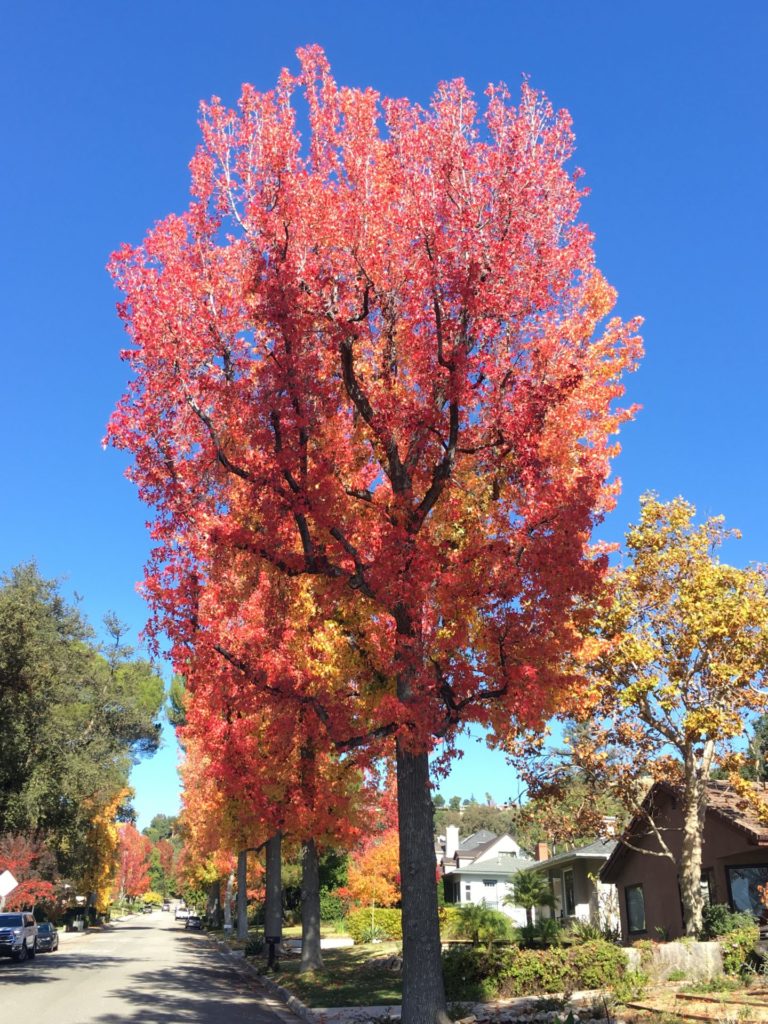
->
<box><xmin>319</xmin><ymin>887</ymin><xmax>347</xmax><ymax>922</ymax></box>
<box><xmin>444</xmin><ymin>902</ymin><xmax>515</xmax><ymax>948</ymax></box>
<box><xmin>346</xmin><ymin>907</ymin><xmax>402</xmax><ymax>943</ymax></box>
<box><xmin>442</xmin><ymin>938</ymin><xmax>627</xmax><ymax>1000</ymax></box>
<box><xmin>442</xmin><ymin>946</ymin><xmax>506</xmax><ymax>1001</ymax></box>
<box><xmin>699</xmin><ymin>903</ymin><xmax>756</xmax><ymax>940</ymax></box>
<box><xmin>611</xmin><ymin>969</ymin><xmax>649</xmax><ymax>1004</ymax></box>
<box><xmin>720</xmin><ymin>923</ymin><xmax>760</xmax><ymax>975</ymax></box>
<box><xmin>565</xmin><ymin>941</ymin><xmax>627</xmax><ymax>990</ymax></box>
<box><xmin>497</xmin><ymin>947</ymin><xmax>570</xmax><ymax>996</ymax></box>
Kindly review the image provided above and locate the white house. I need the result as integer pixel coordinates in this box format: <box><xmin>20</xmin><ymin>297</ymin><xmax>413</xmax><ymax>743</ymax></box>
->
<box><xmin>439</xmin><ymin>826</ymin><xmax>534</xmax><ymax>926</ymax></box>
<box><xmin>526</xmin><ymin>838</ymin><xmax>619</xmax><ymax>931</ymax></box>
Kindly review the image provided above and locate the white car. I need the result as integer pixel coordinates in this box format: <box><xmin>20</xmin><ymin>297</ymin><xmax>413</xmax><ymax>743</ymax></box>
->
<box><xmin>0</xmin><ymin>912</ymin><xmax>37</xmax><ymax>961</ymax></box>
<box><xmin>174</xmin><ymin>906</ymin><xmax>189</xmax><ymax>921</ymax></box>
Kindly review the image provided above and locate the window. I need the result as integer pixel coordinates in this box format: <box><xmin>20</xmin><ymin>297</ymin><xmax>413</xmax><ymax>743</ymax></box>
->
<box><xmin>464</xmin><ymin>884</ymin><xmax>471</xmax><ymax>902</ymax></box>
<box><xmin>483</xmin><ymin>879</ymin><xmax>497</xmax><ymax>889</ymax></box>
<box><xmin>626</xmin><ymin>884</ymin><xmax>646</xmax><ymax>934</ymax></box>
<box><xmin>563</xmin><ymin>869</ymin><xmax>576</xmax><ymax>917</ymax></box>
<box><xmin>726</xmin><ymin>864</ymin><xmax>768</xmax><ymax>919</ymax></box>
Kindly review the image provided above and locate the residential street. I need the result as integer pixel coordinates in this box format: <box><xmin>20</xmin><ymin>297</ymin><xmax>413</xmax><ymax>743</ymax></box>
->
<box><xmin>0</xmin><ymin>911</ymin><xmax>299</xmax><ymax>1023</ymax></box>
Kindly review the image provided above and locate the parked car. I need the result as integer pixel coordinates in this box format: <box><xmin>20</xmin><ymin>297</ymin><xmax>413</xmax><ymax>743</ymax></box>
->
<box><xmin>35</xmin><ymin>922</ymin><xmax>59</xmax><ymax>953</ymax></box>
<box><xmin>162</xmin><ymin>900</ymin><xmax>171</xmax><ymax>911</ymax></box>
<box><xmin>174</xmin><ymin>906</ymin><xmax>189</xmax><ymax>921</ymax></box>
<box><xmin>142</xmin><ymin>905</ymin><xmax>153</xmax><ymax>914</ymax></box>
<box><xmin>185</xmin><ymin>914</ymin><xmax>202</xmax><ymax>930</ymax></box>
<box><xmin>0</xmin><ymin>912</ymin><xmax>37</xmax><ymax>961</ymax></box>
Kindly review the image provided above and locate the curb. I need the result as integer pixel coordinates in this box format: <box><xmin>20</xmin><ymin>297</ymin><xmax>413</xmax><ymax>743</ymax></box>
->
<box><xmin>208</xmin><ymin>935</ymin><xmax>317</xmax><ymax>1023</ymax></box>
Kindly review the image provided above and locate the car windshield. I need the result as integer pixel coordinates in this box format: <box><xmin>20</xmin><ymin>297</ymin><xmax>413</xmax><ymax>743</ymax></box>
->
<box><xmin>0</xmin><ymin>914</ymin><xmax>23</xmax><ymax>926</ymax></box>
<box><xmin>38</xmin><ymin>924</ymin><xmax>51</xmax><ymax>933</ymax></box>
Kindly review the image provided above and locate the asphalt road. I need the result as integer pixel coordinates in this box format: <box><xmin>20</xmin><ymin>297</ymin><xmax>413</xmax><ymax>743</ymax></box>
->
<box><xmin>0</xmin><ymin>911</ymin><xmax>300</xmax><ymax>1023</ymax></box>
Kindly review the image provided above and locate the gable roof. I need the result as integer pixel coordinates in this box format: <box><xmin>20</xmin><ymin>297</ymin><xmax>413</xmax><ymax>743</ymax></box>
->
<box><xmin>601</xmin><ymin>780</ymin><xmax>768</xmax><ymax>883</ymax></box>
<box><xmin>452</xmin><ymin>854</ymin><xmax>533</xmax><ymax>876</ymax></box>
<box><xmin>458</xmin><ymin>830</ymin><xmax>498</xmax><ymax>852</ymax></box>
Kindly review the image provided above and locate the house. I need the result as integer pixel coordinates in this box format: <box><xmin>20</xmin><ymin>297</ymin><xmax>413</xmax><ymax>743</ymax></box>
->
<box><xmin>601</xmin><ymin>780</ymin><xmax>768</xmax><ymax>944</ymax></box>
<box><xmin>527</xmin><ymin>839</ymin><xmax>618</xmax><ymax>930</ymax></box>
<box><xmin>439</xmin><ymin>825</ymin><xmax>534</xmax><ymax>924</ymax></box>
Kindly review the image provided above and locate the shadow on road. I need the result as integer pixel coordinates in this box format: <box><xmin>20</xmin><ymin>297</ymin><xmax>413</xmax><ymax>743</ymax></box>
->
<box><xmin>90</xmin><ymin>940</ymin><xmax>287</xmax><ymax>1023</ymax></box>
<box><xmin>0</xmin><ymin>953</ymin><xmax>133</xmax><ymax>984</ymax></box>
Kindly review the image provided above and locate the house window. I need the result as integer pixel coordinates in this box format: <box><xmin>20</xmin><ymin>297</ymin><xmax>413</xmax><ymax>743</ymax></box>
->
<box><xmin>626</xmin><ymin>884</ymin><xmax>646</xmax><ymax>934</ymax></box>
<box><xmin>726</xmin><ymin>865</ymin><xmax>768</xmax><ymax>919</ymax></box>
<box><xmin>464</xmin><ymin>884</ymin><xmax>471</xmax><ymax>903</ymax></box>
<box><xmin>563</xmin><ymin>869</ymin><xmax>576</xmax><ymax>917</ymax></box>
<box><xmin>483</xmin><ymin>879</ymin><xmax>497</xmax><ymax>889</ymax></box>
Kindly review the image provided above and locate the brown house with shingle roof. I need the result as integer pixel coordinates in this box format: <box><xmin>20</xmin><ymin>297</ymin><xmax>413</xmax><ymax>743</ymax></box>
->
<box><xmin>601</xmin><ymin>780</ymin><xmax>768</xmax><ymax>943</ymax></box>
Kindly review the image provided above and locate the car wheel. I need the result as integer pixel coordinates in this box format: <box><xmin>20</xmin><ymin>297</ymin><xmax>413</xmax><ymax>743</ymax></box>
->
<box><xmin>28</xmin><ymin>940</ymin><xmax>36</xmax><ymax>959</ymax></box>
<box><xmin>53</xmin><ymin>938</ymin><xmax>59</xmax><ymax>951</ymax></box>
<box><xmin>13</xmin><ymin>943</ymin><xmax>28</xmax><ymax>963</ymax></box>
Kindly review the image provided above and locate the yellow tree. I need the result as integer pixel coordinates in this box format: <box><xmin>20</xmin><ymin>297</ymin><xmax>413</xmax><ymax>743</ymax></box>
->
<box><xmin>566</xmin><ymin>495</ymin><xmax>768</xmax><ymax>934</ymax></box>
<box><xmin>80</xmin><ymin>787</ymin><xmax>130</xmax><ymax>912</ymax></box>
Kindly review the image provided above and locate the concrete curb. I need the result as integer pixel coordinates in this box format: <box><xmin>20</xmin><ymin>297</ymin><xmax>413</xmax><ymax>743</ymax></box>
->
<box><xmin>207</xmin><ymin>935</ymin><xmax>317</xmax><ymax>1022</ymax></box>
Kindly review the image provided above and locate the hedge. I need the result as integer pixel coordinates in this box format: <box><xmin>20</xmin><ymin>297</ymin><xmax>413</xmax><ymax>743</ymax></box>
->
<box><xmin>346</xmin><ymin>907</ymin><xmax>402</xmax><ymax>943</ymax></box>
<box><xmin>442</xmin><ymin>939</ymin><xmax>627</xmax><ymax>1001</ymax></box>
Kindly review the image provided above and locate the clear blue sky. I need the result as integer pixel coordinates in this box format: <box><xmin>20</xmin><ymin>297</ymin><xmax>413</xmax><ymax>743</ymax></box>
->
<box><xmin>2</xmin><ymin>1</ymin><xmax>766</xmax><ymax>830</ymax></box>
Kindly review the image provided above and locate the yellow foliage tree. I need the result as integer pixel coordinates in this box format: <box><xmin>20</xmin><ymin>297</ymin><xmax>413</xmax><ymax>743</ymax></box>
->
<box><xmin>562</xmin><ymin>495</ymin><xmax>768</xmax><ymax>934</ymax></box>
<box><xmin>80</xmin><ymin>787</ymin><xmax>130</xmax><ymax>912</ymax></box>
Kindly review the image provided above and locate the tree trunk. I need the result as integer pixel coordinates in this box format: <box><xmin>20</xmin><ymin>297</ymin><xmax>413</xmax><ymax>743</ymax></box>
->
<box><xmin>300</xmin><ymin>838</ymin><xmax>324</xmax><ymax>973</ymax></box>
<box><xmin>680</xmin><ymin>754</ymin><xmax>708</xmax><ymax>935</ymax></box>
<box><xmin>206</xmin><ymin>878</ymin><xmax>223</xmax><ymax>927</ymax></box>
<box><xmin>236</xmin><ymin>848</ymin><xmax>249</xmax><ymax>940</ymax></box>
<box><xmin>264</xmin><ymin>832</ymin><xmax>282</xmax><ymax>970</ymax></box>
<box><xmin>396</xmin><ymin>738</ymin><xmax>450</xmax><ymax>1024</ymax></box>
<box><xmin>223</xmin><ymin>870</ymin><xmax>234</xmax><ymax>931</ymax></box>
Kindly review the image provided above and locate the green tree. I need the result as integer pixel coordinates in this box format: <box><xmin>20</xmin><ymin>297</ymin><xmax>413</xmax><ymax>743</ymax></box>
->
<box><xmin>504</xmin><ymin>869</ymin><xmax>555</xmax><ymax>928</ymax></box>
<box><xmin>0</xmin><ymin>563</ymin><xmax>164</xmax><ymax>884</ymax></box>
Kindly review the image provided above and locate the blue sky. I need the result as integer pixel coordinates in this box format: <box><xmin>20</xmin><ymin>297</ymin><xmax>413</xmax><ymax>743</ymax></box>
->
<box><xmin>2</xmin><ymin>1</ymin><xmax>766</xmax><ymax>830</ymax></box>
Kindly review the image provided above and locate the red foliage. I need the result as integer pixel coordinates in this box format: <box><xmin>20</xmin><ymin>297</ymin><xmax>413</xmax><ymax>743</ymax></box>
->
<box><xmin>0</xmin><ymin>834</ymin><xmax>56</xmax><ymax>910</ymax></box>
<box><xmin>114</xmin><ymin>824</ymin><xmax>151</xmax><ymax>898</ymax></box>
<box><xmin>107</xmin><ymin>47</ymin><xmax>641</xmax><ymax>1019</ymax></box>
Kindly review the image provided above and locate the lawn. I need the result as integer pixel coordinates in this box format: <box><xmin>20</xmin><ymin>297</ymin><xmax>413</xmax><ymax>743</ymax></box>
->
<box><xmin>270</xmin><ymin>942</ymin><xmax>402</xmax><ymax>1007</ymax></box>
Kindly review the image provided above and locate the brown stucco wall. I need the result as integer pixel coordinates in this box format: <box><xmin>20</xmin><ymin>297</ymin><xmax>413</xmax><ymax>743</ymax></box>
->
<box><xmin>606</xmin><ymin>790</ymin><xmax>768</xmax><ymax>943</ymax></box>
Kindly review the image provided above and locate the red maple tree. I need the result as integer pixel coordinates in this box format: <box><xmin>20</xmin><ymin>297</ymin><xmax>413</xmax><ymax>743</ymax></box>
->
<box><xmin>108</xmin><ymin>47</ymin><xmax>641</xmax><ymax>1022</ymax></box>
<box><xmin>114</xmin><ymin>824</ymin><xmax>151</xmax><ymax>900</ymax></box>
<box><xmin>0</xmin><ymin>834</ymin><xmax>56</xmax><ymax>910</ymax></box>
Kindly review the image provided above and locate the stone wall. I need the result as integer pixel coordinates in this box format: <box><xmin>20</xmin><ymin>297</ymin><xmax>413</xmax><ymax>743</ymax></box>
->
<box><xmin>625</xmin><ymin>940</ymin><xmax>723</xmax><ymax>981</ymax></box>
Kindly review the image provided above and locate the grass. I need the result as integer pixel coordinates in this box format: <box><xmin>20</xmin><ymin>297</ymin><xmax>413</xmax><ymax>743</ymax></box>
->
<box><xmin>281</xmin><ymin>921</ymin><xmax>350</xmax><ymax>939</ymax></box>
<box><xmin>270</xmin><ymin>942</ymin><xmax>402</xmax><ymax>1007</ymax></box>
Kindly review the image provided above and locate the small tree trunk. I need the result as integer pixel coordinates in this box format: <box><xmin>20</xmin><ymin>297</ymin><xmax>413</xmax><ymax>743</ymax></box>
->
<box><xmin>206</xmin><ymin>878</ymin><xmax>223</xmax><ymax>927</ymax></box>
<box><xmin>397</xmin><ymin>738</ymin><xmax>451</xmax><ymax>1024</ymax></box>
<box><xmin>236</xmin><ymin>848</ymin><xmax>249</xmax><ymax>940</ymax></box>
<box><xmin>264</xmin><ymin>832</ymin><xmax>282</xmax><ymax>970</ymax></box>
<box><xmin>300</xmin><ymin>838</ymin><xmax>324</xmax><ymax>973</ymax></box>
<box><xmin>223</xmin><ymin>871</ymin><xmax>234</xmax><ymax>931</ymax></box>
<box><xmin>680</xmin><ymin>753</ymin><xmax>708</xmax><ymax>935</ymax></box>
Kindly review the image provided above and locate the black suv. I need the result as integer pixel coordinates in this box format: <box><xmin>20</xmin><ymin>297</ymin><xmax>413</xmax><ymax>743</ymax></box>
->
<box><xmin>0</xmin><ymin>912</ymin><xmax>38</xmax><ymax>961</ymax></box>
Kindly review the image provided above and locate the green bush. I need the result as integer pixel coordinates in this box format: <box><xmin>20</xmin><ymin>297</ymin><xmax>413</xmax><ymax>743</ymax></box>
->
<box><xmin>442</xmin><ymin>938</ymin><xmax>627</xmax><ymax>1000</ymax></box>
<box><xmin>346</xmin><ymin>907</ymin><xmax>402</xmax><ymax>943</ymax></box>
<box><xmin>720</xmin><ymin>923</ymin><xmax>760</xmax><ymax>975</ymax></box>
<box><xmin>443</xmin><ymin>903</ymin><xmax>515</xmax><ymax>948</ymax></box>
<box><xmin>699</xmin><ymin>903</ymin><xmax>756</xmax><ymax>940</ymax></box>
<box><xmin>498</xmin><ymin>947</ymin><xmax>569</xmax><ymax>996</ymax></box>
<box><xmin>442</xmin><ymin>946</ymin><xmax>507</xmax><ymax>1001</ymax></box>
<box><xmin>564</xmin><ymin>941</ymin><xmax>627</xmax><ymax>991</ymax></box>
<box><xmin>611</xmin><ymin>969</ymin><xmax>649</xmax><ymax>1004</ymax></box>
<box><xmin>319</xmin><ymin>887</ymin><xmax>347</xmax><ymax>922</ymax></box>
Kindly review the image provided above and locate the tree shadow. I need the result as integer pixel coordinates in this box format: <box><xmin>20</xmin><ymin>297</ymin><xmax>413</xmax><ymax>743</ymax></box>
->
<box><xmin>90</xmin><ymin>945</ymin><xmax>294</xmax><ymax>1022</ymax></box>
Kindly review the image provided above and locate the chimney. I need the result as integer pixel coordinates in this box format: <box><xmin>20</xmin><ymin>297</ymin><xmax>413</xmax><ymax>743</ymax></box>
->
<box><xmin>535</xmin><ymin>842</ymin><xmax>550</xmax><ymax>862</ymax></box>
<box><xmin>445</xmin><ymin>825</ymin><xmax>460</xmax><ymax>861</ymax></box>
<box><xmin>601</xmin><ymin>816</ymin><xmax>618</xmax><ymax>837</ymax></box>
